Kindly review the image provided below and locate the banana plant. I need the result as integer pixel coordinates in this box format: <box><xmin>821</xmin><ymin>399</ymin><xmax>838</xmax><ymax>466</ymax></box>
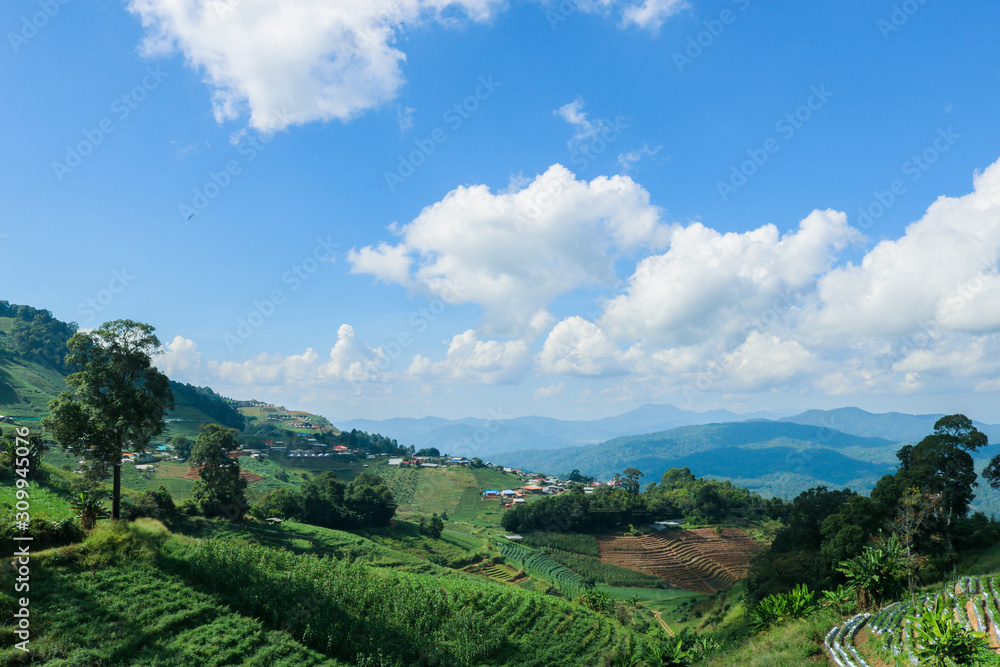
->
<box><xmin>905</xmin><ymin>595</ymin><xmax>987</xmax><ymax>667</ymax></box>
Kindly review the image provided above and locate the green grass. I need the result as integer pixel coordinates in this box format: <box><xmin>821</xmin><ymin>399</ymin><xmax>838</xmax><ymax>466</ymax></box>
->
<box><xmin>0</xmin><ymin>522</ymin><xmax>348</xmax><ymax>666</ymax></box>
<box><xmin>698</xmin><ymin>608</ymin><xmax>838</xmax><ymax>667</ymax></box>
<box><xmin>0</xmin><ymin>475</ymin><xmax>75</xmax><ymax>520</ymax></box>
<box><xmin>0</xmin><ymin>352</ymin><xmax>65</xmax><ymax>418</ymax></box>
<box><xmin>4</xmin><ymin>520</ymin><xmax>645</xmax><ymax>666</ymax></box>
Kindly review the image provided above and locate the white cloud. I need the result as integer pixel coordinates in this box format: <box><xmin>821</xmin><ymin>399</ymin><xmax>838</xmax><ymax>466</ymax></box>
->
<box><xmin>156</xmin><ymin>335</ymin><xmax>203</xmax><ymax>379</ymax></box>
<box><xmin>617</xmin><ymin>144</ymin><xmax>662</xmax><ymax>174</ymax></box>
<box><xmin>348</xmin><ymin>164</ymin><xmax>670</xmax><ymax>332</ymax></box>
<box><xmin>534</xmin><ymin>382</ymin><xmax>565</xmax><ymax>398</ymax></box>
<box><xmin>809</xmin><ymin>157</ymin><xmax>1000</xmax><ymax>338</ymax></box>
<box><xmin>348</xmin><ymin>242</ymin><xmax>413</xmax><ymax>285</ymax></box>
<box><xmin>538</xmin><ymin>317</ymin><xmax>626</xmax><ymax>377</ymax></box>
<box><xmin>620</xmin><ymin>0</ymin><xmax>689</xmax><ymax>33</ymax></box>
<box><xmin>601</xmin><ymin>209</ymin><xmax>857</xmax><ymax>347</ymax></box>
<box><xmin>126</xmin><ymin>0</ymin><xmax>502</xmax><ymax>131</ymax></box>
<box><xmin>407</xmin><ymin>330</ymin><xmax>530</xmax><ymax>384</ymax></box>
<box><xmin>320</xmin><ymin>324</ymin><xmax>389</xmax><ymax>383</ymax></box>
<box><xmin>397</xmin><ymin>105</ymin><xmax>415</xmax><ymax>132</ymax></box>
<box><xmin>721</xmin><ymin>332</ymin><xmax>815</xmax><ymax>389</ymax></box>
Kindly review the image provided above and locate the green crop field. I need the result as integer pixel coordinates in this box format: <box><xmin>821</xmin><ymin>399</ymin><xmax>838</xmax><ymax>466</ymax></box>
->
<box><xmin>4</xmin><ymin>520</ymin><xmax>647</xmax><ymax>666</ymax></box>
<box><xmin>523</xmin><ymin>532</ymin><xmax>600</xmax><ymax>556</ymax></box>
<box><xmin>0</xmin><ymin>521</ymin><xmax>350</xmax><ymax>667</ymax></box>
<box><xmin>410</xmin><ymin>467</ymin><xmax>475</xmax><ymax>515</ymax></box>
<box><xmin>497</xmin><ymin>539</ymin><xmax>586</xmax><ymax>597</ymax></box>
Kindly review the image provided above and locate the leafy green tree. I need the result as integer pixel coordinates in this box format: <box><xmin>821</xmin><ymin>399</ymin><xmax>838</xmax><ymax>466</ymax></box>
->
<box><xmin>170</xmin><ymin>435</ymin><xmax>193</xmax><ymax>459</ymax></box>
<box><xmin>250</xmin><ymin>487</ymin><xmax>304</xmax><ymax>520</ymax></box>
<box><xmin>189</xmin><ymin>424</ymin><xmax>247</xmax><ymax>519</ymax></box>
<box><xmin>344</xmin><ymin>472</ymin><xmax>396</xmax><ymax>526</ymax></box>
<box><xmin>418</xmin><ymin>513</ymin><xmax>444</xmax><ymax>538</ymax></box>
<box><xmin>414</xmin><ymin>447</ymin><xmax>440</xmax><ymax>457</ymax></box>
<box><xmin>622</xmin><ymin>467</ymin><xmax>643</xmax><ymax>495</ymax></box>
<box><xmin>43</xmin><ymin>320</ymin><xmax>173</xmax><ymax>519</ymax></box>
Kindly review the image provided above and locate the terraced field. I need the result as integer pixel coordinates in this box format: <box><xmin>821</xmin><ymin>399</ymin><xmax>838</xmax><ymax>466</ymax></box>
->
<box><xmin>597</xmin><ymin>528</ymin><xmax>762</xmax><ymax>595</ymax></box>
<box><xmin>825</xmin><ymin>576</ymin><xmax>1000</xmax><ymax>666</ymax></box>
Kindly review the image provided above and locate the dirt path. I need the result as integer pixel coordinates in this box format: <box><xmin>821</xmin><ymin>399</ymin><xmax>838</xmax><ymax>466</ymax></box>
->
<box><xmin>651</xmin><ymin>610</ymin><xmax>675</xmax><ymax>637</ymax></box>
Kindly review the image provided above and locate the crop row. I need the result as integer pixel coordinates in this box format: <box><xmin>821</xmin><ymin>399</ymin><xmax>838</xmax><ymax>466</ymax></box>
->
<box><xmin>497</xmin><ymin>540</ymin><xmax>586</xmax><ymax>596</ymax></box>
<box><xmin>183</xmin><ymin>538</ymin><xmax>635</xmax><ymax>666</ymax></box>
<box><xmin>523</xmin><ymin>532</ymin><xmax>600</xmax><ymax>556</ymax></box>
<box><xmin>539</xmin><ymin>547</ymin><xmax>663</xmax><ymax>588</ymax></box>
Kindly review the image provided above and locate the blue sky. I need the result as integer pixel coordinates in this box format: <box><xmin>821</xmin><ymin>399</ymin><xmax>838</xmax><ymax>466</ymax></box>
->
<box><xmin>3</xmin><ymin>0</ymin><xmax>1000</xmax><ymax>423</ymax></box>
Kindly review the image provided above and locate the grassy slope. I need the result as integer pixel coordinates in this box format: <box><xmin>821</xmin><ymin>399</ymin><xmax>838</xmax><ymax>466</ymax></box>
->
<box><xmin>1</xmin><ymin>520</ymin><xmax>644</xmax><ymax>666</ymax></box>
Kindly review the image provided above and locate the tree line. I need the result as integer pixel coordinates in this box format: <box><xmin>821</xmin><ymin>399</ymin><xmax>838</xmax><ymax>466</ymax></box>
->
<box><xmin>745</xmin><ymin>415</ymin><xmax>1000</xmax><ymax>606</ymax></box>
<box><xmin>501</xmin><ymin>467</ymin><xmax>786</xmax><ymax>534</ymax></box>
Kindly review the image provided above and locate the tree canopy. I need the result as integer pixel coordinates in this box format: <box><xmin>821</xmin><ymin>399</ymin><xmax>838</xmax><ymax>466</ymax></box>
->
<box><xmin>43</xmin><ymin>320</ymin><xmax>173</xmax><ymax>519</ymax></box>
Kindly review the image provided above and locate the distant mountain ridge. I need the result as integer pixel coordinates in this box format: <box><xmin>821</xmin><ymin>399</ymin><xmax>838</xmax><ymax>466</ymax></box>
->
<box><xmin>337</xmin><ymin>403</ymin><xmax>794</xmax><ymax>457</ymax></box>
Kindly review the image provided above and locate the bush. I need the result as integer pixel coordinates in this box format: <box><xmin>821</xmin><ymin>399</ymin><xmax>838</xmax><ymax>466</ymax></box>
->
<box><xmin>0</xmin><ymin>514</ymin><xmax>83</xmax><ymax>555</ymax></box>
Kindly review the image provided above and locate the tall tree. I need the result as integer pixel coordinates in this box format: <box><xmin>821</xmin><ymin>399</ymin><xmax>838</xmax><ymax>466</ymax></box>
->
<box><xmin>43</xmin><ymin>320</ymin><xmax>173</xmax><ymax>519</ymax></box>
<box><xmin>622</xmin><ymin>467</ymin><xmax>644</xmax><ymax>495</ymax></box>
<box><xmin>189</xmin><ymin>424</ymin><xmax>248</xmax><ymax>519</ymax></box>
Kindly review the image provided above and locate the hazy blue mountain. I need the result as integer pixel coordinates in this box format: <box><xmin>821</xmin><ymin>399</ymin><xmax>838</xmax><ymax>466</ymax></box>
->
<box><xmin>780</xmin><ymin>407</ymin><xmax>1000</xmax><ymax>443</ymax></box>
<box><xmin>336</xmin><ymin>403</ymin><xmax>792</xmax><ymax>457</ymax></box>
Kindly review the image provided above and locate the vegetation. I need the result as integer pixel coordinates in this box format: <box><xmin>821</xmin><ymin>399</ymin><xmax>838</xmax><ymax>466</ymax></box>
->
<box><xmin>43</xmin><ymin>320</ymin><xmax>174</xmax><ymax>519</ymax></box>
<box><xmin>188</xmin><ymin>424</ymin><xmax>248</xmax><ymax>519</ymax></box>
<box><xmin>502</xmin><ymin>467</ymin><xmax>785</xmax><ymax>534</ymax></box>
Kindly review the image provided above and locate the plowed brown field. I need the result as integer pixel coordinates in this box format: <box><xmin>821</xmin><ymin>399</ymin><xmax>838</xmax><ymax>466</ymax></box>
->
<box><xmin>597</xmin><ymin>528</ymin><xmax>762</xmax><ymax>594</ymax></box>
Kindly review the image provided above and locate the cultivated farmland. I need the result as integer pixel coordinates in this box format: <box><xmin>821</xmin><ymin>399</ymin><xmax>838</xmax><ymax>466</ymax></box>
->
<box><xmin>597</xmin><ymin>528</ymin><xmax>762</xmax><ymax>595</ymax></box>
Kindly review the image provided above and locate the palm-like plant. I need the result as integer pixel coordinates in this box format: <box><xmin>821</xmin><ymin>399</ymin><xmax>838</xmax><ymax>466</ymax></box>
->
<box><xmin>72</xmin><ymin>491</ymin><xmax>110</xmax><ymax>530</ymax></box>
<box><xmin>836</xmin><ymin>534</ymin><xmax>907</xmax><ymax>610</ymax></box>
<box><xmin>643</xmin><ymin>638</ymin><xmax>693</xmax><ymax>666</ymax></box>
<box><xmin>905</xmin><ymin>595</ymin><xmax>987</xmax><ymax>666</ymax></box>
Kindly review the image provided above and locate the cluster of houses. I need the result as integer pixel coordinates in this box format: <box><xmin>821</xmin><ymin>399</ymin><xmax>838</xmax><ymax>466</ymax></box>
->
<box><xmin>387</xmin><ymin>456</ymin><xmax>473</xmax><ymax>468</ymax></box>
<box><xmin>481</xmin><ymin>475</ymin><xmax>627</xmax><ymax>507</ymax></box>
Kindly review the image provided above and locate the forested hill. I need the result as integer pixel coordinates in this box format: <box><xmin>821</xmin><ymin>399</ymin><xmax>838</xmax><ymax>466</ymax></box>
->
<box><xmin>168</xmin><ymin>381</ymin><xmax>245</xmax><ymax>430</ymax></box>
<box><xmin>0</xmin><ymin>300</ymin><xmax>240</xmax><ymax>431</ymax></box>
<box><xmin>491</xmin><ymin>420</ymin><xmax>905</xmax><ymax>499</ymax></box>
<box><xmin>780</xmin><ymin>406</ymin><xmax>1000</xmax><ymax>444</ymax></box>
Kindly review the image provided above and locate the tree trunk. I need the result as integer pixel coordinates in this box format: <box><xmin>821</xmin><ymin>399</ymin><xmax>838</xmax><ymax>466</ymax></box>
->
<box><xmin>112</xmin><ymin>445</ymin><xmax>121</xmax><ymax>520</ymax></box>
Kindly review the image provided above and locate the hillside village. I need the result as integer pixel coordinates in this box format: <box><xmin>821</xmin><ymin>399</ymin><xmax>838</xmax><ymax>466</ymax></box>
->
<box><xmin>6</xmin><ymin>305</ymin><xmax>1000</xmax><ymax>666</ymax></box>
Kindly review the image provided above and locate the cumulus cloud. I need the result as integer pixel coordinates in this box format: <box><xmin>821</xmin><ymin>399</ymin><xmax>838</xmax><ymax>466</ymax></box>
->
<box><xmin>600</xmin><ymin>209</ymin><xmax>857</xmax><ymax>347</ymax></box>
<box><xmin>534</xmin><ymin>382</ymin><xmax>565</xmax><ymax>398</ymax></box>
<box><xmin>809</xmin><ymin>159</ymin><xmax>1000</xmax><ymax>338</ymax></box>
<box><xmin>348</xmin><ymin>164</ymin><xmax>670</xmax><ymax>332</ymax></box>
<box><xmin>407</xmin><ymin>330</ymin><xmax>530</xmax><ymax>384</ymax></box>
<box><xmin>620</xmin><ymin>0</ymin><xmax>689</xmax><ymax>33</ymax></box>
<box><xmin>154</xmin><ymin>326</ymin><xmax>390</xmax><ymax>394</ymax></box>
<box><xmin>538</xmin><ymin>317</ymin><xmax>628</xmax><ymax>377</ymax></box>
<box><xmin>126</xmin><ymin>0</ymin><xmax>502</xmax><ymax>131</ymax></box>
<box><xmin>156</xmin><ymin>335</ymin><xmax>203</xmax><ymax>379</ymax></box>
